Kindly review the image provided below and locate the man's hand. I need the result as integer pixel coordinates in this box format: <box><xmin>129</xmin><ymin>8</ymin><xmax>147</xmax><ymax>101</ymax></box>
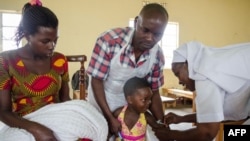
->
<box><xmin>108</xmin><ymin>116</ymin><xmax>121</xmax><ymax>137</ymax></box>
<box><xmin>152</xmin><ymin>126</ymin><xmax>171</xmax><ymax>141</ymax></box>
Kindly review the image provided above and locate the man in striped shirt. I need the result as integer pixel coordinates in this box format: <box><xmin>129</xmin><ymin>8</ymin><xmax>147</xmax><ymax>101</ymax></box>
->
<box><xmin>87</xmin><ymin>3</ymin><xmax>169</xmax><ymax>140</ymax></box>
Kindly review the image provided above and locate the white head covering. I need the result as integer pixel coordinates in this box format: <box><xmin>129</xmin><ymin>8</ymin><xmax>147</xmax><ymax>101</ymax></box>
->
<box><xmin>172</xmin><ymin>41</ymin><xmax>206</xmax><ymax>80</ymax></box>
<box><xmin>172</xmin><ymin>41</ymin><xmax>250</xmax><ymax>93</ymax></box>
<box><xmin>172</xmin><ymin>41</ymin><xmax>205</xmax><ymax>63</ymax></box>
<box><xmin>172</xmin><ymin>47</ymin><xmax>186</xmax><ymax>63</ymax></box>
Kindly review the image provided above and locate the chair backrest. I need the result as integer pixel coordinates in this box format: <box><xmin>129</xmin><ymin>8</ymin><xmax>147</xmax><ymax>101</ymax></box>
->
<box><xmin>66</xmin><ymin>55</ymin><xmax>87</xmax><ymax>100</ymax></box>
<box><xmin>215</xmin><ymin>119</ymin><xmax>247</xmax><ymax>141</ymax></box>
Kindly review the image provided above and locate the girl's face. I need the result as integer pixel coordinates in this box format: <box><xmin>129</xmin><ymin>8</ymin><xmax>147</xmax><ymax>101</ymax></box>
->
<box><xmin>27</xmin><ymin>26</ymin><xmax>58</xmax><ymax>57</ymax></box>
<box><xmin>128</xmin><ymin>87</ymin><xmax>153</xmax><ymax>113</ymax></box>
<box><xmin>172</xmin><ymin>62</ymin><xmax>195</xmax><ymax>91</ymax></box>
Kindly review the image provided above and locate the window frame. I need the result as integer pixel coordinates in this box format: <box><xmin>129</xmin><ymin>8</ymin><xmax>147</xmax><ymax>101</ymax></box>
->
<box><xmin>0</xmin><ymin>10</ymin><xmax>22</xmax><ymax>52</ymax></box>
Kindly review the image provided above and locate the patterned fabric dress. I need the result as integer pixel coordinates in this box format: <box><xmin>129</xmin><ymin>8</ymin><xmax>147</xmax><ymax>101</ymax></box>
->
<box><xmin>0</xmin><ymin>50</ymin><xmax>108</xmax><ymax>141</ymax></box>
<box><xmin>116</xmin><ymin>105</ymin><xmax>147</xmax><ymax>141</ymax></box>
<box><xmin>0</xmin><ymin>50</ymin><xmax>69</xmax><ymax>117</ymax></box>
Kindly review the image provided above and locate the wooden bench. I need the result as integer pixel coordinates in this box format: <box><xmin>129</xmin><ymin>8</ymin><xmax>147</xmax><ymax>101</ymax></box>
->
<box><xmin>161</xmin><ymin>96</ymin><xmax>176</xmax><ymax>111</ymax></box>
<box><xmin>162</xmin><ymin>88</ymin><xmax>196</xmax><ymax>113</ymax></box>
<box><xmin>167</xmin><ymin>88</ymin><xmax>194</xmax><ymax>100</ymax></box>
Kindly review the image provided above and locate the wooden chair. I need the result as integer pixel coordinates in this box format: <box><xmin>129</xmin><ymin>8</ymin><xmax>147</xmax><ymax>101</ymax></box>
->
<box><xmin>215</xmin><ymin>119</ymin><xmax>247</xmax><ymax>141</ymax></box>
<box><xmin>189</xmin><ymin>91</ymin><xmax>246</xmax><ymax>140</ymax></box>
<box><xmin>66</xmin><ymin>55</ymin><xmax>87</xmax><ymax>100</ymax></box>
<box><xmin>192</xmin><ymin>91</ymin><xmax>246</xmax><ymax>141</ymax></box>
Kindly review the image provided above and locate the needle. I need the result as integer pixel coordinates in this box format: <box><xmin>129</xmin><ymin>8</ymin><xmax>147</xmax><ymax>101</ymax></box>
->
<box><xmin>118</xmin><ymin>132</ymin><xmax>124</xmax><ymax>141</ymax></box>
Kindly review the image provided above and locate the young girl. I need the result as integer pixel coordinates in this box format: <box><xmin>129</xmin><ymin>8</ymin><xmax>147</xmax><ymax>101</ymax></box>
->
<box><xmin>113</xmin><ymin>77</ymin><xmax>166</xmax><ymax>141</ymax></box>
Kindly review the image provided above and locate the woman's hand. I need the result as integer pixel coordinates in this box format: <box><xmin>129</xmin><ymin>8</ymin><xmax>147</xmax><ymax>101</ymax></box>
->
<box><xmin>29</xmin><ymin>123</ymin><xmax>58</xmax><ymax>141</ymax></box>
<box><xmin>164</xmin><ymin>112</ymin><xmax>182</xmax><ymax>125</ymax></box>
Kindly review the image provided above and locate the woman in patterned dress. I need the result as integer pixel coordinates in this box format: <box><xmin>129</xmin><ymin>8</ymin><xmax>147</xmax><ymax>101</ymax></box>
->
<box><xmin>0</xmin><ymin>1</ymin><xmax>108</xmax><ymax>141</ymax></box>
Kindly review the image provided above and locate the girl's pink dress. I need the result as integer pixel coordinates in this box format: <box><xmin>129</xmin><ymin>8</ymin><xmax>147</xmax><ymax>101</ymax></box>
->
<box><xmin>116</xmin><ymin>105</ymin><xmax>147</xmax><ymax>141</ymax></box>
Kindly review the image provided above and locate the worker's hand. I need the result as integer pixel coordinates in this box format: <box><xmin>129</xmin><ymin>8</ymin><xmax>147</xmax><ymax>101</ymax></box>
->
<box><xmin>164</xmin><ymin>112</ymin><xmax>182</xmax><ymax>126</ymax></box>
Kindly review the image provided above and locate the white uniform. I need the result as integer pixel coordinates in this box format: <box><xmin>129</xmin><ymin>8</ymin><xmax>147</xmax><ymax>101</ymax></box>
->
<box><xmin>173</xmin><ymin>41</ymin><xmax>250</xmax><ymax>122</ymax></box>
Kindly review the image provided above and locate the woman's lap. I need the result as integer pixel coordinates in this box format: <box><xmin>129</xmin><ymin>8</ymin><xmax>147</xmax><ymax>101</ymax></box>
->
<box><xmin>0</xmin><ymin>100</ymin><xmax>108</xmax><ymax>141</ymax></box>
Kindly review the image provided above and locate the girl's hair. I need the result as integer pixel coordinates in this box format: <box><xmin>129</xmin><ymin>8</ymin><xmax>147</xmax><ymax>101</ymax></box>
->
<box><xmin>15</xmin><ymin>2</ymin><xmax>58</xmax><ymax>46</ymax></box>
<box><xmin>123</xmin><ymin>77</ymin><xmax>151</xmax><ymax>97</ymax></box>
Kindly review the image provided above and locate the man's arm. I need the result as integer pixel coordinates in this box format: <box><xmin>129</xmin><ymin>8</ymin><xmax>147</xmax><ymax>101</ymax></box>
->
<box><xmin>149</xmin><ymin>90</ymin><xmax>164</xmax><ymax>121</ymax></box>
<box><xmin>91</xmin><ymin>77</ymin><xmax>113</xmax><ymax>120</ymax></box>
<box><xmin>149</xmin><ymin>48</ymin><xmax>165</xmax><ymax>121</ymax></box>
<box><xmin>91</xmin><ymin>77</ymin><xmax>121</xmax><ymax>134</ymax></box>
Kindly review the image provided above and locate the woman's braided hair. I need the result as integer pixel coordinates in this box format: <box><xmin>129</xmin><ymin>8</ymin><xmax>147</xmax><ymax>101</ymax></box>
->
<box><xmin>15</xmin><ymin>1</ymin><xmax>58</xmax><ymax>46</ymax></box>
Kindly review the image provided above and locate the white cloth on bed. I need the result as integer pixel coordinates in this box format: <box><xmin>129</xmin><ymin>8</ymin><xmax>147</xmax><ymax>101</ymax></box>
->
<box><xmin>0</xmin><ymin>100</ymin><xmax>108</xmax><ymax>141</ymax></box>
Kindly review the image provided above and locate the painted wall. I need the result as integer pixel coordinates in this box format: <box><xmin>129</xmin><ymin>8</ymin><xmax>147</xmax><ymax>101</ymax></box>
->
<box><xmin>1</xmin><ymin>0</ymin><xmax>250</xmax><ymax>91</ymax></box>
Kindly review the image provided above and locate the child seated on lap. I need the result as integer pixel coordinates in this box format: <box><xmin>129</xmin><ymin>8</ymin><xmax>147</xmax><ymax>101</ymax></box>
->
<box><xmin>112</xmin><ymin>77</ymin><xmax>167</xmax><ymax>141</ymax></box>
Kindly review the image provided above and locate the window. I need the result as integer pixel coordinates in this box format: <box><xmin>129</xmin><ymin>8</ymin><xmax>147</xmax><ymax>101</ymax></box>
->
<box><xmin>129</xmin><ymin>19</ymin><xmax>179</xmax><ymax>69</ymax></box>
<box><xmin>0</xmin><ymin>12</ymin><xmax>22</xmax><ymax>52</ymax></box>
<box><xmin>159</xmin><ymin>22</ymin><xmax>179</xmax><ymax>69</ymax></box>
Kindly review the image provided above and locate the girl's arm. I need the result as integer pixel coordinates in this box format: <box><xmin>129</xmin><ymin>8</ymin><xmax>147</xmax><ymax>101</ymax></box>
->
<box><xmin>145</xmin><ymin>111</ymin><xmax>165</xmax><ymax>129</ymax></box>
